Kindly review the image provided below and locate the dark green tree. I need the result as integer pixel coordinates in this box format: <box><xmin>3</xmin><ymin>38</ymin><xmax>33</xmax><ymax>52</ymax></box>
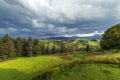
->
<box><xmin>40</xmin><ymin>45</ymin><xmax>45</xmax><ymax>55</ymax></box>
<box><xmin>33</xmin><ymin>39</ymin><xmax>41</xmax><ymax>55</ymax></box>
<box><xmin>52</xmin><ymin>46</ymin><xmax>56</xmax><ymax>54</ymax></box>
<box><xmin>85</xmin><ymin>44</ymin><xmax>90</xmax><ymax>52</ymax></box>
<box><xmin>100</xmin><ymin>24</ymin><xmax>120</xmax><ymax>50</ymax></box>
<box><xmin>0</xmin><ymin>34</ymin><xmax>16</xmax><ymax>58</ymax></box>
<box><xmin>45</xmin><ymin>45</ymin><xmax>49</xmax><ymax>55</ymax></box>
<box><xmin>60</xmin><ymin>44</ymin><xmax>65</xmax><ymax>53</ymax></box>
<box><xmin>25</xmin><ymin>37</ymin><xmax>33</xmax><ymax>57</ymax></box>
<box><xmin>14</xmin><ymin>37</ymin><xmax>23</xmax><ymax>56</ymax></box>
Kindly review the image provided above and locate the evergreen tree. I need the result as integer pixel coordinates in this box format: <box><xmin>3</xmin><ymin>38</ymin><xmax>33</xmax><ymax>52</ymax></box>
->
<box><xmin>0</xmin><ymin>34</ymin><xmax>16</xmax><ymax>58</ymax></box>
<box><xmin>14</xmin><ymin>37</ymin><xmax>23</xmax><ymax>56</ymax></box>
<box><xmin>33</xmin><ymin>39</ymin><xmax>41</xmax><ymax>55</ymax></box>
<box><xmin>41</xmin><ymin>45</ymin><xmax>45</xmax><ymax>55</ymax></box>
<box><xmin>25</xmin><ymin>37</ymin><xmax>33</xmax><ymax>57</ymax></box>
<box><xmin>52</xmin><ymin>46</ymin><xmax>56</xmax><ymax>54</ymax></box>
<box><xmin>22</xmin><ymin>38</ymin><xmax>27</xmax><ymax>56</ymax></box>
<box><xmin>45</xmin><ymin>45</ymin><xmax>49</xmax><ymax>55</ymax></box>
<box><xmin>85</xmin><ymin>44</ymin><xmax>90</xmax><ymax>52</ymax></box>
<box><xmin>60</xmin><ymin>44</ymin><xmax>65</xmax><ymax>53</ymax></box>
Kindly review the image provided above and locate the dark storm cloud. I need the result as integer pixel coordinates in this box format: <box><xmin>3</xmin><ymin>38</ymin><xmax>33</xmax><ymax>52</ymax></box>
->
<box><xmin>0</xmin><ymin>0</ymin><xmax>120</xmax><ymax>38</ymax></box>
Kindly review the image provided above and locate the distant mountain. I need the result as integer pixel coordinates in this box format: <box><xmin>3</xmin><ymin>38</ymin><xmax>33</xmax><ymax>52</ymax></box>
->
<box><xmin>46</xmin><ymin>34</ymin><xmax>102</xmax><ymax>40</ymax></box>
<box><xmin>84</xmin><ymin>34</ymin><xmax>102</xmax><ymax>39</ymax></box>
<box><xmin>46</xmin><ymin>37</ymin><xmax>71</xmax><ymax>40</ymax></box>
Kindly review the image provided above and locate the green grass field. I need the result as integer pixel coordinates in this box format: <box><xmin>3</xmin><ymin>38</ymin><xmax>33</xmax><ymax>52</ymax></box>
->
<box><xmin>0</xmin><ymin>55</ymin><xmax>72</xmax><ymax>80</ymax></box>
<box><xmin>1</xmin><ymin>52</ymin><xmax>120</xmax><ymax>80</ymax></box>
<box><xmin>0</xmin><ymin>53</ymin><xmax>84</xmax><ymax>80</ymax></box>
<box><xmin>43</xmin><ymin>53</ymin><xmax>120</xmax><ymax>80</ymax></box>
<box><xmin>49</xmin><ymin>63</ymin><xmax>120</xmax><ymax>80</ymax></box>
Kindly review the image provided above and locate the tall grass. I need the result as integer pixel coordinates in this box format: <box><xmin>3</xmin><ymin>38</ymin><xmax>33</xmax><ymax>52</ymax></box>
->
<box><xmin>48</xmin><ymin>64</ymin><xmax>120</xmax><ymax>80</ymax></box>
<box><xmin>0</xmin><ymin>53</ymin><xmax>85</xmax><ymax>80</ymax></box>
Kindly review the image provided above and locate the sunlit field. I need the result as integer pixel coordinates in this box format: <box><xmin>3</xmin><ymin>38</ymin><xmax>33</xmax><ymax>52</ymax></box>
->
<box><xmin>0</xmin><ymin>56</ymin><xmax>71</xmax><ymax>80</ymax></box>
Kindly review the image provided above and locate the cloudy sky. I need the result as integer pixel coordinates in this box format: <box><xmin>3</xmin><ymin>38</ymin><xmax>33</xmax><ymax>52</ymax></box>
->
<box><xmin>0</xmin><ymin>0</ymin><xmax>120</xmax><ymax>38</ymax></box>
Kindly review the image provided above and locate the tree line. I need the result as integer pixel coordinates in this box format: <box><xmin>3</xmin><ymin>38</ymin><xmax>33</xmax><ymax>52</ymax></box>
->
<box><xmin>0</xmin><ymin>34</ymin><xmax>97</xmax><ymax>60</ymax></box>
<box><xmin>0</xmin><ymin>34</ymin><xmax>63</xmax><ymax>60</ymax></box>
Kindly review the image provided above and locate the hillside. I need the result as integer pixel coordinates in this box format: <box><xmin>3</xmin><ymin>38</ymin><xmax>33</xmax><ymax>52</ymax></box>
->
<box><xmin>42</xmin><ymin>53</ymin><xmax>120</xmax><ymax>80</ymax></box>
<box><xmin>49</xmin><ymin>64</ymin><xmax>120</xmax><ymax>80</ymax></box>
<box><xmin>0</xmin><ymin>54</ymin><xmax>84</xmax><ymax>80</ymax></box>
<box><xmin>39</xmin><ymin>38</ymin><xmax>100</xmax><ymax>53</ymax></box>
<box><xmin>1</xmin><ymin>52</ymin><xmax>120</xmax><ymax>80</ymax></box>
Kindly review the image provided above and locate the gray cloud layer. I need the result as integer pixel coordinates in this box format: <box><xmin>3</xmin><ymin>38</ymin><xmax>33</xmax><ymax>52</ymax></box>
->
<box><xmin>0</xmin><ymin>0</ymin><xmax>120</xmax><ymax>38</ymax></box>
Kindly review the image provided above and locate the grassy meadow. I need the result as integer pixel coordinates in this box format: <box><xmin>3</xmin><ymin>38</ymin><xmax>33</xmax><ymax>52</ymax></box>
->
<box><xmin>44</xmin><ymin>53</ymin><xmax>120</xmax><ymax>80</ymax></box>
<box><xmin>1</xmin><ymin>52</ymin><xmax>120</xmax><ymax>80</ymax></box>
<box><xmin>0</xmin><ymin>55</ymin><xmax>73</xmax><ymax>80</ymax></box>
<box><xmin>49</xmin><ymin>64</ymin><xmax>120</xmax><ymax>80</ymax></box>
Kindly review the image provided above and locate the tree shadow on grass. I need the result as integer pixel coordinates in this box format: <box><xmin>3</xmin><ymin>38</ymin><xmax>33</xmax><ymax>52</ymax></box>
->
<box><xmin>0</xmin><ymin>68</ymin><xmax>30</xmax><ymax>80</ymax></box>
